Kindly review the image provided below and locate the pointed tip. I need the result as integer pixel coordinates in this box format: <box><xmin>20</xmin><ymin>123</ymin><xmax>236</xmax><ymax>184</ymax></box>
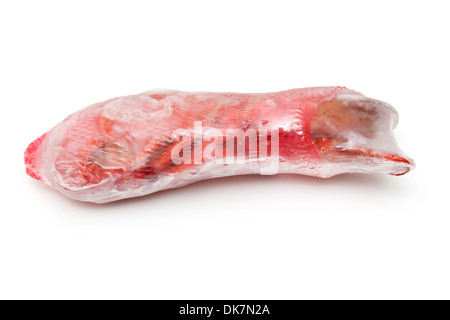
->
<box><xmin>353</xmin><ymin>148</ymin><xmax>416</xmax><ymax>176</ymax></box>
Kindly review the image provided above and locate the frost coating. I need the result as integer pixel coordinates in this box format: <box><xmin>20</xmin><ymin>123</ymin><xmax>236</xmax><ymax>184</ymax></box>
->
<box><xmin>24</xmin><ymin>87</ymin><xmax>415</xmax><ymax>203</ymax></box>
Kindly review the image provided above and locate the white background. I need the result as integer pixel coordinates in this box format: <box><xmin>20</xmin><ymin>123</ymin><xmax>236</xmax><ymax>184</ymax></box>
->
<box><xmin>1</xmin><ymin>0</ymin><xmax>449</xmax><ymax>299</ymax></box>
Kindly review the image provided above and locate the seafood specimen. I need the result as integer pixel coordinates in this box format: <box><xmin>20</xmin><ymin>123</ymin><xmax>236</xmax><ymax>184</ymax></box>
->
<box><xmin>24</xmin><ymin>87</ymin><xmax>415</xmax><ymax>203</ymax></box>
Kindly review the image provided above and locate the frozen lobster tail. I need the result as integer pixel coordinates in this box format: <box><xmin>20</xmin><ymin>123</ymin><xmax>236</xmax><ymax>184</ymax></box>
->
<box><xmin>24</xmin><ymin>87</ymin><xmax>415</xmax><ymax>203</ymax></box>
